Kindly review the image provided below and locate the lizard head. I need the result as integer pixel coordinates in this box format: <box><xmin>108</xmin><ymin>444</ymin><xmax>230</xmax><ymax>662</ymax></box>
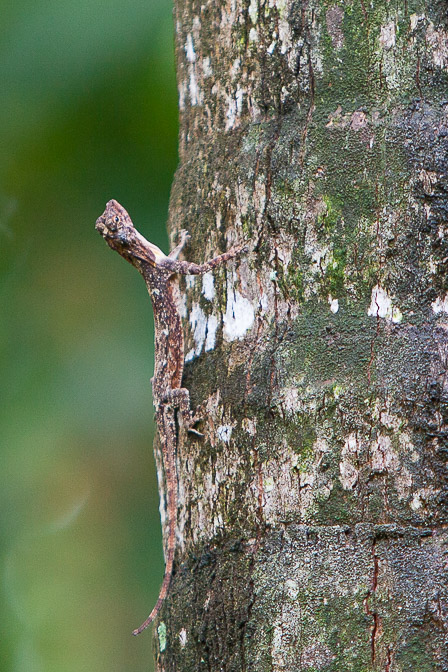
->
<box><xmin>96</xmin><ymin>199</ymin><xmax>165</xmax><ymax>267</ymax></box>
<box><xmin>95</xmin><ymin>199</ymin><xmax>133</xmax><ymax>241</ymax></box>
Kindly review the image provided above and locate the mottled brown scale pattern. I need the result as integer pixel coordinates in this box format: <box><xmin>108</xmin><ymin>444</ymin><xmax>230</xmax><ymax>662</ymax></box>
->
<box><xmin>142</xmin><ymin>264</ymin><xmax>184</xmax><ymax>401</ymax></box>
<box><xmin>95</xmin><ymin>200</ymin><xmax>244</xmax><ymax>635</ymax></box>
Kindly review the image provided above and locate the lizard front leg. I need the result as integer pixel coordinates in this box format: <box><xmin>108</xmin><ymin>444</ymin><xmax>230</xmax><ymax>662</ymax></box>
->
<box><xmin>162</xmin><ymin>243</ymin><xmax>247</xmax><ymax>276</ymax></box>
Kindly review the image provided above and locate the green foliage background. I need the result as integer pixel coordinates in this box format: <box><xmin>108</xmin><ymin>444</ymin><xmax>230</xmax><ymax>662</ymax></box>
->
<box><xmin>1</xmin><ymin>2</ymin><xmax>178</xmax><ymax>670</ymax></box>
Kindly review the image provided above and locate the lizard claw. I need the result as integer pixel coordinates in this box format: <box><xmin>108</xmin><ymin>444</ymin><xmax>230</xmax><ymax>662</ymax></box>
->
<box><xmin>188</xmin><ymin>426</ymin><xmax>204</xmax><ymax>437</ymax></box>
<box><xmin>187</xmin><ymin>411</ymin><xmax>204</xmax><ymax>437</ymax></box>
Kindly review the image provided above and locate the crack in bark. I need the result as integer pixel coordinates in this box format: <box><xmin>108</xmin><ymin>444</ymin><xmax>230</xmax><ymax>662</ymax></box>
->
<box><xmin>362</xmin><ymin>536</ymin><xmax>382</xmax><ymax>665</ymax></box>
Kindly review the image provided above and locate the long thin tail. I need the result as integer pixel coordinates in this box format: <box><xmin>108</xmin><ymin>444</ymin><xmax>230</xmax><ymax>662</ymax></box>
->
<box><xmin>132</xmin><ymin>540</ymin><xmax>175</xmax><ymax>635</ymax></box>
<box><xmin>133</xmin><ymin>420</ymin><xmax>177</xmax><ymax>636</ymax></box>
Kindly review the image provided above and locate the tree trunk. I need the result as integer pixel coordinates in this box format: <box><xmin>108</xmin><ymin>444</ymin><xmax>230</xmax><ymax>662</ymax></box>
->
<box><xmin>154</xmin><ymin>1</ymin><xmax>448</xmax><ymax>670</ymax></box>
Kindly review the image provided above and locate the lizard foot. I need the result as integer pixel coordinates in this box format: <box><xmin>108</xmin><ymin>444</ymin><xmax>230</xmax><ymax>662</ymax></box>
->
<box><xmin>163</xmin><ymin>388</ymin><xmax>203</xmax><ymax>436</ymax></box>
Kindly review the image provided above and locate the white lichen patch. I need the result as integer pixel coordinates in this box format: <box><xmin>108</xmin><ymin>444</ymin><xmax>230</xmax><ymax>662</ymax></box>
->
<box><xmin>157</xmin><ymin>623</ymin><xmax>167</xmax><ymax>652</ymax></box>
<box><xmin>189</xmin><ymin>302</ymin><xmax>207</xmax><ymax>358</ymax></box>
<box><xmin>179</xmin><ymin>628</ymin><xmax>187</xmax><ymax>648</ymax></box>
<box><xmin>230</xmin><ymin>58</ymin><xmax>241</xmax><ymax>78</ymax></box>
<box><xmin>271</xmin><ymin>623</ymin><xmax>285</xmax><ymax>669</ymax></box>
<box><xmin>216</xmin><ymin>424</ymin><xmax>233</xmax><ymax>443</ymax></box>
<box><xmin>328</xmin><ymin>295</ymin><xmax>339</xmax><ymax>313</ymax></box>
<box><xmin>278</xmin><ymin>16</ymin><xmax>292</xmax><ymax>54</ymax></box>
<box><xmin>372</xmin><ymin>400</ymin><xmax>403</xmax><ymax>431</ymax></box>
<box><xmin>242</xmin><ymin>417</ymin><xmax>257</xmax><ymax>435</ymax></box>
<box><xmin>432</xmin><ymin>295</ymin><xmax>448</xmax><ymax>314</ymax></box>
<box><xmin>399</xmin><ymin>432</ymin><xmax>416</xmax><ymax>457</ymax></box>
<box><xmin>410</xmin><ymin>487</ymin><xmax>436</xmax><ymax>511</ymax></box>
<box><xmin>310</xmin><ymin>242</ymin><xmax>331</xmax><ymax>272</ymax></box>
<box><xmin>225</xmin><ymin>95</ymin><xmax>238</xmax><ymax>130</ymax></box>
<box><xmin>279</xmin><ymin>387</ymin><xmax>300</xmax><ymax>416</ymax></box>
<box><xmin>179</xmin><ymin>291</ymin><xmax>188</xmax><ymax>319</ymax></box>
<box><xmin>236</xmin><ymin>88</ymin><xmax>244</xmax><ymax>117</ymax></box>
<box><xmin>426</xmin><ymin>22</ymin><xmax>448</xmax><ymax>70</ymax></box>
<box><xmin>189</xmin><ymin>70</ymin><xmax>200</xmax><ymax>106</ymax></box>
<box><xmin>258</xmin><ymin>290</ymin><xmax>269</xmax><ymax>314</ymax></box>
<box><xmin>213</xmin><ymin>513</ymin><xmax>224</xmax><ymax>533</ymax></box>
<box><xmin>185</xmin><ymin>33</ymin><xmax>196</xmax><ymax>62</ymax></box>
<box><xmin>297</xmin><ymin>468</ymin><xmax>316</xmax><ymax>490</ymax></box>
<box><xmin>380</xmin><ymin>412</ymin><xmax>402</xmax><ymax>431</ymax></box>
<box><xmin>202</xmin><ymin>272</ymin><xmax>215</xmax><ymax>301</ymax></box>
<box><xmin>178</xmin><ymin>79</ymin><xmax>187</xmax><ymax>111</ymax></box>
<box><xmin>429</xmin><ymin>256</ymin><xmax>438</xmax><ymax>274</ymax></box>
<box><xmin>204</xmin><ymin>314</ymin><xmax>219</xmax><ymax>352</ymax></box>
<box><xmin>339</xmin><ymin>434</ymin><xmax>359</xmax><ymax>490</ymax></box>
<box><xmin>183</xmin><ymin>32</ymin><xmax>202</xmax><ymax>107</ymax></box>
<box><xmin>371</xmin><ymin>435</ymin><xmax>399</xmax><ymax>473</ymax></box>
<box><xmin>395</xmin><ymin>467</ymin><xmax>413</xmax><ymax>501</ymax></box>
<box><xmin>284</xmin><ymin>579</ymin><xmax>299</xmax><ymax>600</ymax></box>
<box><xmin>278</xmin><ymin>380</ymin><xmax>321</xmax><ymax>419</ymax></box>
<box><xmin>410</xmin><ymin>492</ymin><xmax>422</xmax><ymax>511</ymax></box>
<box><xmin>225</xmin><ymin>88</ymin><xmax>245</xmax><ymax>131</ymax></box>
<box><xmin>368</xmin><ymin>285</ymin><xmax>391</xmax><ymax>317</ymax></box>
<box><xmin>202</xmin><ymin>56</ymin><xmax>212</xmax><ymax>77</ymax></box>
<box><xmin>367</xmin><ymin>285</ymin><xmax>402</xmax><ymax>323</ymax></box>
<box><xmin>264</xmin><ymin>475</ymin><xmax>275</xmax><ymax>493</ymax></box>
<box><xmin>248</xmin><ymin>0</ymin><xmax>258</xmax><ymax>24</ymax></box>
<box><xmin>249</xmin><ymin>27</ymin><xmax>258</xmax><ymax>42</ymax></box>
<box><xmin>223</xmin><ymin>276</ymin><xmax>255</xmax><ymax>341</ymax></box>
<box><xmin>379</xmin><ymin>21</ymin><xmax>396</xmax><ymax>49</ymax></box>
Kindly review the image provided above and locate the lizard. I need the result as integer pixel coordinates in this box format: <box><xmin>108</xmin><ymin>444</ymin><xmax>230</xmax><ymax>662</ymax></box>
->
<box><xmin>95</xmin><ymin>199</ymin><xmax>245</xmax><ymax>635</ymax></box>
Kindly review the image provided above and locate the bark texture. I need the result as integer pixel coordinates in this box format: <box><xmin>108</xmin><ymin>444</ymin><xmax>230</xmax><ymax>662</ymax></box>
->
<box><xmin>153</xmin><ymin>1</ymin><xmax>448</xmax><ymax>670</ymax></box>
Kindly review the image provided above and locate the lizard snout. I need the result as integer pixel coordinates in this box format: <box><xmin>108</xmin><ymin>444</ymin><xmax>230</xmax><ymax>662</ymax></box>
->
<box><xmin>95</xmin><ymin>215</ymin><xmax>106</xmax><ymax>235</ymax></box>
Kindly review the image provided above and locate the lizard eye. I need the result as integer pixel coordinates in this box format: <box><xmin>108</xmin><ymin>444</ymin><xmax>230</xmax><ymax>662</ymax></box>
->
<box><xmin>115</xmin><ymin>216</ymin><xmax>120</xmax><ymax>223</ymax></box>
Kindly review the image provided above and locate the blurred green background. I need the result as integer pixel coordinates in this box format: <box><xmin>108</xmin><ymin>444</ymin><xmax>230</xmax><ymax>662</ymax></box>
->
<box><xmin>1</xmin><ymin>1</ymin><xmax>178</xmax><ymax>670</ymax></box>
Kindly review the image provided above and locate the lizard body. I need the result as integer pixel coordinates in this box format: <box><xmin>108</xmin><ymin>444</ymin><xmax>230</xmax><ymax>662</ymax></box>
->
<box><xmin>96</xmin><ymin>199</ymin><xmax>243</xmax><ymax>635</ymax></box>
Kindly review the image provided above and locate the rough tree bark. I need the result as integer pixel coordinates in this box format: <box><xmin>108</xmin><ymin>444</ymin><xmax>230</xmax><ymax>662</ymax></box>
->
<box><xmin>151</xmin><ymin>1</ymin><xmax>448</xmax><ymax>670</ymax></box>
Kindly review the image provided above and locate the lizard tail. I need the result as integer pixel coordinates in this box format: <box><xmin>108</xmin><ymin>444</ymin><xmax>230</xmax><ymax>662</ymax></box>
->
<box><xmin>132</xmin><ymin>423</ymin><xmax>177</xmax><ymax>636</ymax></box>
<box><xmin>132</xmin><ymin>539</ymin><xmax>175</xmax><ymax>635</ymax></box>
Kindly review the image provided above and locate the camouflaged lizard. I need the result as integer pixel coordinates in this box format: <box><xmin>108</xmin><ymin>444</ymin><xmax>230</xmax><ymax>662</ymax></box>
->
<box><xmin>96</xmin><ymin>199</ymin><xmax>243</xmax><ymax>635</ymax></box>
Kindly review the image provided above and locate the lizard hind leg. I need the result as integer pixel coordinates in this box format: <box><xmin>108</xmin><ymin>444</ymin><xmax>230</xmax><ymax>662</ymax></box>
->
<box><xmin>163</xmin><ymin>388</ymin><xmax>203</xmax><ymax>436</ymax></box>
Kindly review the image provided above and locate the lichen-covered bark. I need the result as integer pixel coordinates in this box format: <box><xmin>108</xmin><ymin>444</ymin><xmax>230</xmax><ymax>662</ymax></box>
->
<box><xmin>153</xmin><ymin>1</ymin><xmax>448</xmax><ymax>670</ymax></box>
